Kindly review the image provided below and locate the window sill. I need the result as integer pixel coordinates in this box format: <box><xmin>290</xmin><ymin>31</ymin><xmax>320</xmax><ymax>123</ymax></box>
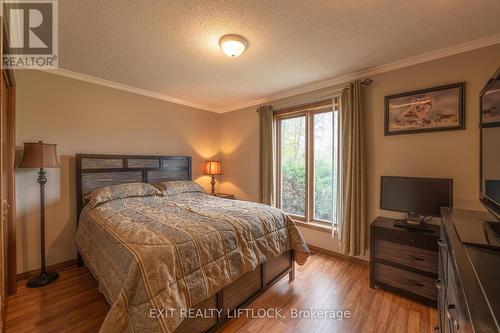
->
<box><xmin>293</xmin><ymin>220</ymin><xmax>332</xmax><ymax>234</ymax></box>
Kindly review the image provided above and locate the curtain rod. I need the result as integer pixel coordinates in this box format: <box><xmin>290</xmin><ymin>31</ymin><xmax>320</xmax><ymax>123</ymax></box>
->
<box><xmin>361</xmin><ymin>79</ymin><xmax>373</xmax><ymax>86</ymax></box>
<box><xmin>270</xmin><ymin>88</ymin><xmax>343</xmax><ymax>112</ymax></box>
<box><xmin>257</xmin><ymin>78</ymin><xmax>373</xmax><ymax>113</ymax></box>
<box><xmin>273</xmin><ymin>98</ymin><xmax>336</xmax><ymax>115</ymax></box>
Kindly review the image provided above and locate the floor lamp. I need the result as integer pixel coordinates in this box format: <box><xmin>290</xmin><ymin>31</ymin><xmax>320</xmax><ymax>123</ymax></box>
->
<box><xmin>19</xmin><ymin>141</ymin><xmax>60</xmax><ymax>288</ymax></box>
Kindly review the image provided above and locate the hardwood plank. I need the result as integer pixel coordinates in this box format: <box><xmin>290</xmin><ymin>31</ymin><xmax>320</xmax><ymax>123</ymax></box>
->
<box><xmin>307</xmin><ymin>244</ymin><xmax>369</xmax><ymax>267</ymax></box>
<box><xmin>6</xmin><ymin>266</ymin><xmax>108</xmax><ymax>333</ymax></box>
<box><xmin>218</xmin><ymin>252</ymin><xmax>437</xmax><ymax>333</ymax></box>
<box><xmin>6</xmin><ymin>252</ymin><xmax>437</xmax><ymax>332</ymax></box>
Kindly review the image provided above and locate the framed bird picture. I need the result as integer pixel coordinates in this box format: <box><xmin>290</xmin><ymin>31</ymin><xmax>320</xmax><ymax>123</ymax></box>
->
<box><xmin>481</xmin><ymin>78</ymin><xmax>500</xmax><ymax>127</ymax></box>
<box><xmin>384</xmin><ymin>82</ymin><xmax>465</xmax><ymax>136</ymax></box>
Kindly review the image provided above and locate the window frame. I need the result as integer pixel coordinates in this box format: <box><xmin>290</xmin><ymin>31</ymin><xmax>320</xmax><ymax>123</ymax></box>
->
<box><xmin>310</xmin><ymin>109</ymin><xmax>336</xmax><ymax>224</ymax></box>
<box><xmin>274</xmin><ymin>97</ymin><xmax>340</xmax><ymax>227</ymax></box>
<box><xmin>275</xmin><ymin>111</ymin><xmax>308</xmax><ymax>221</ymax></box>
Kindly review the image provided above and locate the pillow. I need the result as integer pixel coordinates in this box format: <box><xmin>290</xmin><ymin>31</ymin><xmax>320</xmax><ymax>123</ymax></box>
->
<box><xmin>155</xmin><ymin>180</ymin><xmax>205</xmax><ymax>196</ymax></box>
<box><xmin>85</xmin><ymin>182</ymin><xmax>161</xmax><ymax>208</ymax></box>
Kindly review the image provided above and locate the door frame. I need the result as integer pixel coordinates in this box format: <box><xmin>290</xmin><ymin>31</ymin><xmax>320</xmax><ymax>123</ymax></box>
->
<box><xmin>1</xmin><ymin>15</ymin><xmax>17</xmax><ymax>296</ymax></box>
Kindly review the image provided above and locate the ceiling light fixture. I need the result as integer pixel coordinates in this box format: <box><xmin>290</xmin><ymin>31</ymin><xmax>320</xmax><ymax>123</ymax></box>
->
<box><xmin>219</xmin><ymin>35</ymin><xmax>247</xmax><ymax>58</ymax></box>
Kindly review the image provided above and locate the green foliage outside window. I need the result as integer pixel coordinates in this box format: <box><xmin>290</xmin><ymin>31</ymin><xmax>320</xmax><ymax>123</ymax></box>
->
<box><xmin>280</xmin><ymin>111</ymin><xmax>337</xmax><ymax>222</ymax></box>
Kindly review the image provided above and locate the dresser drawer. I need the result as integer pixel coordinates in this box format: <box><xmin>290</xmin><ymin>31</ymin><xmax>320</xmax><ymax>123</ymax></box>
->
<box><xmin>375</xmin><ymin>238</ymin><xmax>438</xmax><ymax>274</ymax></box>
<box><xmin>445</xmin><ymin>253</ymin><xmax>472</xmax><ymax>333</ymax></box>
<box><xmin>375</xmin><ymin>263</ymin><xmax>437</xmax><ymax>300</ymax></box>
<box><xmin>438</xmin><ymin>226</ymin><xmax>448</xmax><ymax>288</ymax></box>
<box><xmin>373</xmin><ymin>226</ymin><xmax>439</xmax><ymax>251</ymax></box>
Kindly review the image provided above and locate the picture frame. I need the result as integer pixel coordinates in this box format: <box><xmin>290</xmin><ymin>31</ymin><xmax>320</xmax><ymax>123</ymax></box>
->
<box><xmin>481</xmin><ymin>77</ymin><xmax>500</xmax><ymax>128</ymax></box>
<box><xmin>384</xmin><ymin>82</ymin><xmax>465</xmax><ymax>136</ymax></box>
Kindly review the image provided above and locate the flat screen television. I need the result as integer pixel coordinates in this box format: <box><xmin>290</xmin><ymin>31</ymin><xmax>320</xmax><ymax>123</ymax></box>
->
<box><xmin>380</xmin><ymin>176</ymin><xmax>453</xmax><ymax>217</ymax></box>
<box><xmin>480</xmin><ymin>66</ymin><xmax>500</xmax><ymax>220</ymax></box>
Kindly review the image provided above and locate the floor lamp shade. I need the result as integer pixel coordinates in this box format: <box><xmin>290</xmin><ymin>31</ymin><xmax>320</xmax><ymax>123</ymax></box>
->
<box><xmin>18</xmin><ymin>141</ymin><xmax>60</xmax><ymax>288</ymax></box>
<box><xmin>19</xmin><ymin>142</ymin><xmax>59</xmax><ymax>169</ymax></box>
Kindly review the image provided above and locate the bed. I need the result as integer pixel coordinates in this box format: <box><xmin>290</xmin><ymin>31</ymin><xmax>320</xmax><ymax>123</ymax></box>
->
<box><xmin>74</xmin><ymin>154</ymin><xmax>309</xmax><ymax>333</ymax></box>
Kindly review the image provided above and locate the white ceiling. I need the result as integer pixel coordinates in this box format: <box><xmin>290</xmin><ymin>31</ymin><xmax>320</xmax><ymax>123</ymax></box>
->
<box><xmin>58</xmin><ymin>0</ymin><xmax>500</xmax><ymax>112</ymax></box>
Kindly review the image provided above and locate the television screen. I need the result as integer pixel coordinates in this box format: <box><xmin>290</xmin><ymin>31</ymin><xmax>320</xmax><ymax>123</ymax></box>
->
<box><xmin>380</xmin><ymin>176</ymin><xmax>453</xmax><ymax>217</ymax></box>
<box><xmin>480</xmin><ymin>67</ymin><xmax>500</xmax><ymax>219</ymax></box>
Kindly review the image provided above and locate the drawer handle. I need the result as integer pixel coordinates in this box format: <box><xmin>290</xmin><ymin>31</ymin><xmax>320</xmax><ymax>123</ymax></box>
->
<box><xmin>407</xmin><ymin>279</ymin><xmax>425</xmax><ymax>287</ymax></box>
<box><xmin>447</xmin><ymin>304</ymin><xmax>459</xmax><ymax>330</ymax></box>
<box><xmin>406</xmin><ymin>254</ymin><xmax>424</xmax><ymax>261</ymax></box>
<box><xmin>435</xmin><ymin>279</ymin><xmax>442</xmax><ymax>290</ymax></box>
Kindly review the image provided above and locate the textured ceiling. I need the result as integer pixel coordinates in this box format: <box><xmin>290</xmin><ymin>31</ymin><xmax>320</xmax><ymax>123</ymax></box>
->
<box><xmin>58</xmin><ymin>0</ymin><xmax>500</xmax><ymax>111</ymax></box>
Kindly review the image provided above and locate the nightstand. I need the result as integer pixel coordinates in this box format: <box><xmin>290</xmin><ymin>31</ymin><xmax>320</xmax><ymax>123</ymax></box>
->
<box><xmin>215</xmin><ymin>193</ymin><xmax>235</xmax><ymax>200</ymax></box>
<box><xmin>370</xmin><ymin>216</ymin><xmax>439</xmax><ymax>306</ymax></box>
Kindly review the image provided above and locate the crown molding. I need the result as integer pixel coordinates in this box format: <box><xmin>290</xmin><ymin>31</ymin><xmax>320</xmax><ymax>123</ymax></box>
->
<box><xmin>218</xmin><ymin>97</ymin><xmax>270</xmax><ymax>113</ymax></box>
<box><xmin>219</xmin><ymin>33</ymin><xmax>500</xmax><ymax>113</ymax></box>
<box><xmin>37</xmin><ymin>68</ymin><xmax>220</xmax><ymax>113</ymax></box>
<box><xmin>39</xmin><ymin>33</ymin><xmax>500</xmax><ymax>114</ymax></box>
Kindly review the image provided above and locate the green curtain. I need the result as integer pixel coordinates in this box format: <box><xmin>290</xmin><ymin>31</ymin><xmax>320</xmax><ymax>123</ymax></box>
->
<box><xmin>337</xmin><ymin>80</ymin><xmax>367</xmax><ymax>256</ymax></box>
<box><xmin>258</xmin><ymin>105</ymin><xmax>274</xmax><ymax>206</ymax></box>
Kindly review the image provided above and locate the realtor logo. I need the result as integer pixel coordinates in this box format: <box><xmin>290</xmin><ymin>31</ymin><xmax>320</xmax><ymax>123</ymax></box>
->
<box><xmin>2</xmin><ymin>0</ymin><xmax>58</xmax><ymax>68</ymax></box>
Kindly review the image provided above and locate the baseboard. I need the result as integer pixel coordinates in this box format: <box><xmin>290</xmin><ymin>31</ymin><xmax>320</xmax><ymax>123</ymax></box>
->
<box><xmin>307</xmin><ymin>244</ymin><xmax>369</xmax><ymax>266</ymax></box>
<box><xmin>16</xmin><ymin>259</ymin><xmax>78</xmax><ymax>281</ymax></box>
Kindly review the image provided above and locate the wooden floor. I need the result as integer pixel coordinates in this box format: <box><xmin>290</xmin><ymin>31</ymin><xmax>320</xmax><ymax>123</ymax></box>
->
<box><xmin>6</xmin><ymin>252</ymin><xmax>437</xmax><ymax>333</ymax></box>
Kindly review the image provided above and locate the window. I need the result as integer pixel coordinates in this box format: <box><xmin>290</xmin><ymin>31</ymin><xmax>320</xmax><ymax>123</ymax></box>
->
<box><xmin>276</xmin><ymin>99</ymin><xmax>339</xmax><ymax>226</ymax></box>
<box><xmin>279</xmin><ymin>115</ymin><xmax>306</xmax><ymax>217</ymax></box>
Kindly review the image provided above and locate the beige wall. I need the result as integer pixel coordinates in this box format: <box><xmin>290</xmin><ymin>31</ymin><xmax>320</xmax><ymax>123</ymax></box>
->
<box><xmin>364</xmin><ymin>45</ymin><xmax>500</xmax><ymax>219</ymax></box>
<box><xmin>15</xmin><ymin>70</ymin><xmax>221</xmax><ymax>273</ymax></box>
<box><xmin>219</xmin><ymin>106</ymin><xmax>260</xmax><ymax>201</ymax></box>
<box><xmin>220</xmin><ymin>44</ymin><xmax>500</xmax><ymax>257</ymax></box>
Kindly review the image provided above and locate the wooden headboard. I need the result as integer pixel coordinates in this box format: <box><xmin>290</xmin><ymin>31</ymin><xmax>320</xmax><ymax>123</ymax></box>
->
<box><xmin>75</xmin><ymin>153</ymin><xmax>192</xmax><ymax>218</ymax></box>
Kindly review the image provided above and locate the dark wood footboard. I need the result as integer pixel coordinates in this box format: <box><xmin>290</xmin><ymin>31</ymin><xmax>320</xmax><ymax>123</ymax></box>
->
<box><xmin>175</xmin><ymin>250</ymin><xmax>295</xmax><ymax>333</ymax></box>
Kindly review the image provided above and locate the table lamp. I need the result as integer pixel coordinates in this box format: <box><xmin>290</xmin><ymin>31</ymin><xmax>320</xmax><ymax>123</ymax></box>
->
<box><xmin>204</xmin><ymin>160</ymin><xmax>222</xmax><ymax>195</ymax></box>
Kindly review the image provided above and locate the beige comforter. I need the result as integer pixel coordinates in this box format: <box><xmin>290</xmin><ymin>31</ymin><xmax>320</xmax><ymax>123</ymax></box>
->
<box><xmin>75</xmin><ymin>193</ymin><xmax>309</xmax><ymax>333</ymax></box>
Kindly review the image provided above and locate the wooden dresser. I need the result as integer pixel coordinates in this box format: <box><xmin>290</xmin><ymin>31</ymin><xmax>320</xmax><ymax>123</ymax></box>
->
<box><xmin>437</xmin><ymin>208</ymin><xmax>500</xmax><ymax>333</ymax></box>
<box><xmin>370</xmin><ymin>216</ymin><xmax>439</xmax><ymax>306</ymax></box>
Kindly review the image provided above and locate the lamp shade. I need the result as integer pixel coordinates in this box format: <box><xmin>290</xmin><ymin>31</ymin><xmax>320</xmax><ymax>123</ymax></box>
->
<box><xmin>204</xmin><ymin>160</ymin><xmax>222</xmax><ymax>175</ymax></box>
<box><xmin>19</xmin><ymin>142</ymin><xmax>59</xmax><ymax>168</ymax></box>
